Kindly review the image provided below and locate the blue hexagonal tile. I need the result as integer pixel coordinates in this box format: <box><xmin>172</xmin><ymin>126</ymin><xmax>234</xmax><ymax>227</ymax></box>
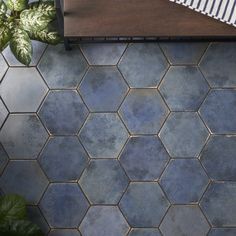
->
<box><xmin>27</xmin><ymin>206</ymin><xmax>50</xmax><ymax>235</ymax></box>
<box><xmin>159</xmin><ymin>66</ymin><xmax>209</xmax><ymax>111</ymax></box>
<box><xmin>0</xmin><ymin>68</ymin><xmax>48</xmax><ymax>112</ymax></box>
<box><xmin>79</xmin><ymin>113</ymin><xmax>128</xmax><ymax>158</ymax></box>
<box><xmin>0</xmin><ymin>114</ymin><xmax>48</xmax><ymax>159</ymax></box>
<box><xmin>160</xmin><ymin>159</ymin><xmax>209</xmax><ymax>204</ymax></box>
<box><xmin>118</xmin><ymin>43</ymin><xmax>168</xmax><ymax>88</ymax></box>
<box><xmin>80</xmin><ymin>43</ymin><xmax>127</xmax><ymax>65</ymax></box>
<box><xmin>119</xmin><ymin>89</ymin><xmax>169</xmax><ymax>134</ymax></box>
<box><xmin>0</xmin><ymin>160</ymin><xmax>48</xmax><ymax>204</ymax></box>
<box><xmin>39</xmin><ymin>90</ymin><xmax>88</xmax><ymax>135</ymax></box>
<box><xmin>128</xmin><ymin>228</ymin><xmax>161</xmax><ymax>236</ymax></box>
<box><xmin>200</xmin><ymin>135</ymin><xmax>236</xmax><ymax>181</ymax></box>
<box><xmin>120</xmin><ymin>136</ymin><xmax>169</xmax><ymax>181</ymax></box>
<box><xmin>160</xmin><ymin>205</ymin><xmax>210</xmax><ymax>236</ymax></box>
<box><xmin>40</xmin><ymin>183</ymin><xmax>89</xmax><ymax>228</ymax></box>
<box><xmin>38</xmin><ymin>44</ymin><xmax>88</xmax><ymax>89</ymax></box>
<box><xmin>208</xmin><ymin>228</ymin><xmax>236</xmax><ymax>236</ymax></box>
<box><xmin>79</xmin><ymin>67</ymin><xmax>128</xmax><ymax>112</ymax></box>
<box><xmin>3</xmin><ymin>41</ymin><xmax>46</xmax><ymax>66</ymax></box>
<box><xmin>160</xmin><ymin>42</ymin><xmax>208</xmax><ymax>64</ymax></box>
<box><xmin>0</xmin><ymin>144</ymin><xmax>8</xmax><ymax>175</ymax></box>
<box><xmin>79</xmin><ymin>159</ymin><xmax>129</xmax><ymax>204</ymax></box>
<box><xmin>0</xmin><ymin>99</ymin><xmax>8</xmax><ymax>128</ymax></box>
<box><xmin>199</xmin><ymin>42</ymin><xmax>236</xmax><ymax>87</ymax></box>
<box><xmin>119</xmin><ymin>182</ymin><xmax>169</xmax><ymax>227</ymax></box>
<box><xmin>39</xmin><ymin>136</ymin><xmax>89</xmax><ymax>182</ymax></box>
<box><xmin>159</xmin><ymin>112</ymin><xmax>209</xmax><ymax>157</ymax></box>
<box><xmin>49</xmin><ymin>229</ymin><xmax>81</xmax><ymax>236</ymax></box>
<box><xmin>200</xmin><ymin>182</ymin><xmax>236</xmax><ymax>227</ymax></box>
<box><xmin>80</xmin><ymin>206</ymin><xmax>129</xmax><ymax>236</ymax></box>
<box><xmin>0</xmin><ymin>54</ymin><xmax>8</xmax><ymax>81</ymax></box>
<box><xmin>199</xmin><ymin>89</ymin><xmax>236</xmax><ymax>134</ymax></box>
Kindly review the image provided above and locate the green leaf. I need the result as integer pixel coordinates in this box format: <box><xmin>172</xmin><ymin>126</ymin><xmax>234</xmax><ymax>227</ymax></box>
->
<box><xmin>0</xmin><ymin>0</ymin><xmax>7</xmax><ymax>17</ymax></box>
<box><xmin>30</xmin><ymin>1</ymin><xmax>56</xmax><ymax>18</ymax></box>
<box><xmin>10</xmin><ymin>28</ymin><xmax>32</xmax><ymax>65</ymax></box>
<box><xmin>29</xmin><ymin>28</ymin><xmax>60</xmax><ymax>44</ymax></box>
<box><xmin>6</xmin><ymin>0</ymin><xmax>28</xmax><ymax>11</ymax></box>
<box><xmin>0</xmin><ymin>195</ymin><xmax>27</xmax><ymax>224</ymax></box>
<box><xmin>0</xmin><ymin>23</ymin><xmax>11</xmax><ymax>51</ymax></box>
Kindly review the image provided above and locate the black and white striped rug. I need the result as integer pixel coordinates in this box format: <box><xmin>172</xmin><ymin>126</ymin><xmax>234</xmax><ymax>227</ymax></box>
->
<box><xmin>169</xmin><ymin>0</ymin><xmax>236</xmax><ymax>27</ymax></box>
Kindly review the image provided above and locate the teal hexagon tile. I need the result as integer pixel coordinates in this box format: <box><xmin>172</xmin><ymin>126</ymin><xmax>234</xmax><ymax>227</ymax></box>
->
<box><xmin>38</xmin><ymin>44</ymin><xmax>88</xmax><ymax>89</ymax></box>
<box><xmin>118</xmin><ymin>43</ymin><xmax>168</xmax><ymax>88</ymax></box>
<box><xmin>79</xmin><ymin>159</ymin><xmax>129</xmax><ymax>204</ymax></box>
<box><xmin>119</xmin><ymin>89</ymin><xmax>169</xmax><ymax>134</ymax></box>
<box><xmin>128</xmin><ymin>228</ymin><xmax>161</xmax><ymax>236</ymax></box>
<box><xmin>208</xmin><ymin>228</ymin><xmax>236</xmax><ymax>236</ymax></box>
<box><xmin>80</xmin><ymin>206</ymin><xmax>129</xmax><ymax>236</ymax></box>
<box><xmin>79</xmin><ymin>113</ymin><xmax>128</xmax><ymax>158</ymax></box>
<box><xmin>49</xmin><ymin>229</ymin><xmax>81</xmax><ymax>236</ymax></box>
<box><xmin>0</xmin><ymin>99</ymin><xmax>8</xmax><ymax>128</ymax></box>
<box><xmin>0</xmin><ymin>144</ymin><xmax>8</xmax><ymax>175</ymax></box>
<box><xmin>0</xmin><ymin>54</ymin><xmax>8</xmax><ymax>81</ymax></box>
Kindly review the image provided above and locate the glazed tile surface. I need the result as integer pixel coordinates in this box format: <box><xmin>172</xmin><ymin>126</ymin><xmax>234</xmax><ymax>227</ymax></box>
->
<box><xmin>1</xmin><ymin>42</ymin><xmax>236</xmax><ymax>235</ymax></box>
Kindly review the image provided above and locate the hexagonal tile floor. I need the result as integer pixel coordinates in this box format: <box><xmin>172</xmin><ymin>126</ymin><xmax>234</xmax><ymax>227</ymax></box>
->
<box><xmin>1</xmin><ymin>42</ymin><xmax>236</xmax><ymax>235</ymax></box>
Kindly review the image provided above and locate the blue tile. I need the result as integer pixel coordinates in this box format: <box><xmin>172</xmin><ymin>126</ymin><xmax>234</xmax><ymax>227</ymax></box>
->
<box><xmin>39</xmin><ymin>90</ymin><xmax>88</xmax><ymax>135</ymax></box>
<box><xmin>160</xmin><ymin>159</ymin><xmax>209</xmax><ymax>204</ymax></box>
<box><xmin>199</xmin><ymin>42</ymin><xmax>236</xmax><ymax>87</ymax></box>
<box><xmin>119</xmin><ymin>89</ymin><xmax>169</xmax><ymax>134</ymax></box>
<box><xmin>80</xmin><ymin>206</ymin><xmax>129</xmax><ymax>236</ymax></box>
<box><xmin>201</xmin><ymin>135</ymin><xmax>236</xmax><ymax>181</ymax></box>
<box><xmin>79</xmin><ymin>67</ymin><xmax>128</xmax><ymax>112</ymax></box>
<box><xmin>120</xmin><ymin>136</ymin><xmax>169</xmax><ymax>181</ymax></box>
<box><xmin>0</xmin><ymin>68</ymin><xmax>48</xmax><ymax>112</ymax></box>
<box><xmin>119</xmin><ymin>182</ymin><xmax>169</xmax><ymax>227</ymax></box>
<box><xmin>0</xmin><ymin>144</ymin><xmax>8</xmax><ymax>175</ymax></box>
<box><xmin>208</xmin><ymin>228</ymin><xmax>236</xmax><ymax>236</ymax></box>
<box><xmin>0</xmin><ymin>114</ymin><xmax>48</xmax><ymax>159</ymax></box>
<box><xmin>160</xmin><ymin>205</ymin><xmax>210</xmax><ymax>236</ymax></box>
<box><xmin>0</xmin><ymin>54</ymin><xmax>8</xmax><ymax>81</ymax></box>
<box><xmin>200</xmin><ymin>182</ymin><xmax>236</xmax><ymax>227</ymax></box>
<box><xmin>49</xmin><ymin>229</ymin><xmax>81</xmax><ymax>236</ymax></box>
<box><xmin>27</xmin><ymin>206</ymin><xmax>50</xmax><ymax>234</ymax></box>
<box><xmin>118</xmin><ymin>43</ymin><xmax>168</xmax><ymax>88</ymax></box>
<box><xmin>38</xmin><ymin>44</ymin><xmax>88</xmax><ymax>89</ymax></box>
<box><xmin>0</xmin><ymin>99</ymin><xmax>8</xmax><ymax>128</ymax></box>
<box><xmin>160</xmin><ymin>42</ymin><xmax>208</xmax><ymax>64</ymax></box>
<box><xmin>199</xmin><ymin>89</ymin><xmax>236</xmax><ymax>134</ymax></box>
<box><xmin>39</xmin><ymin>136</ymin><xmax>89</xmax><ymax>182</ymax></box>
<box><xmin>79</xmin><ymin>159</ymin><xmax>129</xmax><ymax>204</ymax></box>
<box><xmin>40</xmin><ymin>183</ymin><xmax>89</xmax><ymax>228</ymax></box>
<box><xmin>80</xmin><ymin>43</ymin><xmax>127</xmax><ymax>65</ymax></box>
<box><xmin>159</xmin><ymin>112</ymin><xmax>209</xmax><ymax>157</ymax></box>
<box><xmin>159</xmin><ymin>66</ymin><xmax>209</xmax><ymax>111</ymax></box>
<box><xmin>128</xmin><ymin>228</ymin><xmax>161</xmax><ymax>236</ymax></box>
<box><xmin>79</xmin><ymin>113</ymin><xmax>128</xmax><ymax>158</ymax></box>
<box><xmin>0</xmin><ymin>160</ymin><xmax>48</xmax><ymax>204</ymax></box>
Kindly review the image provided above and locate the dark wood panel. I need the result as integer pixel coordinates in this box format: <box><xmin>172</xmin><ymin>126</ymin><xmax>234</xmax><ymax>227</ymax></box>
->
<box><xmin>64</xmin><ymin>0</ymin><xmax>236</xmax><ymax>37</ymax></box>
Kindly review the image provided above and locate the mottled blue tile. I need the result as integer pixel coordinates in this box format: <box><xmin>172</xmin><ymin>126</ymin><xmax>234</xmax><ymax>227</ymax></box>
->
<box><xmin>120</xmin><ymin>136</ymin><xmax>169</xmax><ymax>181</ymax></box>
<box><xmin>159</xmin><ymin>112</ymin><xmax>209</xmax><ymax>157</ymax></box>
<box><xmin>200</xmin><ymin>182</ymin><xmax>236</xmax><ymax>227</ymax></box>
<box><xmin>119</xmin><ymin>89</ymin><xmax>169</xmax><ymax>134</ymax></box>
<box><xmin>0</xmin><ymin>99</ymin><xmax>8</xmax><ymax>128</ymax></box>
<box><xmin>80</xmin><ymin>206</ymin><xmax>129</xmax><ymax>236</ymax></box>
<box><xmin>0</xmin><ymin>144</ymin><xmax>8</xmax><ymax>175</ymax></box>
<box><xmin>160</xmin><ymin>42</ymin><xmax>208</xmax><ymax>64</ymax></box>
<box><xmin>3</xmin><ymin>41</ymin><xmax>46</xmax><ymax>66</ymax></box>
<box><xmin>80</xmin><ymin>43</ymin><xmax>127</xmax><ymax>65</ymax></box>
<box><xmin>39</xmin><ymin>90</ymin><xmax>88</xmax><ymax>135</ymax></box>
<box><xmin>0</xmin><ymin>54</ymin><xmax>8</xmax><ymax>81</ymax></box>
<box><xmin>27</xmin><ymin>206</ymin><xmax>50</xmax><ymax>234</ymax></box>
<box><xmin>79</xmin><ymin>67</ymin><xmax>128</xmax><ymax>112</ymax></box>
<box><xmin>160</xmin><ymin>205</ymin><xmax>210</xmax><ymax>236</ymax></box>
<box><xmin>79</xmin><ymin>159</ymin><xmax>129</xmax><ymax>204</ymax></box>
<box><xmin>40</xmin><ymin>183</ymin><xmax>89</xmax><ymax>228</ymax></box>
<box><xmin>208</xmin><ymin>228</ymin><xmax>236</xmax><ymax>236</ymax></box>
<box><xmin>0</xmin><ymin>68</ymin><xmax>48</xmax><ymax>112</ymax></box>
<box><xmin>128</xmin><ymin>228</ymin><xmax>161</xmax><ymax>236</ymax></box>
<box><xmin>119</xmin><ymin>182</ymin><xmax>169</xmax><ymax>227</ymax></box>
<box><xmin>118</xmin><ymin>43</ymin><xmax>168</xmax><ymax>88</ymax></box>
<box><xmin>79</xmin><ymin>113</ymin><xmax>128</xmax><ymax>158</ymax></box>
<box><xmin>38</xmin><ymin>44</ymin><xmax>88</xmax><ymax>89</ymax></box>
<box><xmin>159</xmin><ymin>66</ymin><xmax>209</xmax><ymax>111</ymax></box>
<box><xmin>201</xmin><ymin>135</ymin><xmax>236</xmax><ymax>181</ymax></box>
<box><xmin>39</xmin><ymin>136</ymin><xmax>89</xmax><ymax>182</ymax></box>
<box><xmin>199</xmin><ymin>89</ymin><xmax>236</xmax><ymax>134</ymax></box>
<box><xmin>0</xmin><ymin>160</ymin><xmax>48</xmax><ymax>204</ymax></box>
<box><xmin>0</xmin><ymin>114</ymin><xmax>48</xmax><ymax>159</ymax></box>
<box><xmin>199</xmin><ymin>42</ymin><xmax>236</xmax><ymax>87</ymax></box>
<box><xmin>49</xmin><ymin>229</ymin><xmax>81</xmax><ymax>236</ymax></box>
<box><xmin>160</xmin><ymin>159</ymin><xmax>209</xmax><ymax>204</ymax></box>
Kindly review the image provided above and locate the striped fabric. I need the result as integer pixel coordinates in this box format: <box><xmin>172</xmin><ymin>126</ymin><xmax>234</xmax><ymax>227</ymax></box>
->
<box><xmin>169</xmin><ymin>0</ymin><xmax>236</xmax><ymax>27</ymax></box>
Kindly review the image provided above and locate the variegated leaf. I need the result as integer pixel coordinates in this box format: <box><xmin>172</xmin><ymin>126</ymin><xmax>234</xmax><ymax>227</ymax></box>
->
<box><xmin>0</xmin><ymin>0</ymin><xmax>7</xmax><ymax>17</ymax></box>
<box><xmin>29</xmin><ymin>29</ymin><xmax>60</xmax><ymax>44</ymax></box>
<box><xmin>10</xmin><ymin>28</ymin><xmax>32</xmax><ymax>65</ymax></box>
<box><xmin>6</xmin><ymin>0</ymin><xmax>28</xmax><ymax>11</ymax></box>
<box><xmin>29</xmin><ymin>1</ymin><xmax>56</xmax><ymax>18</ymax></box>
<box><xmin>0</xmin><ymin>23</ymin><xmax>11</xmax><ymax>51</ymax></box>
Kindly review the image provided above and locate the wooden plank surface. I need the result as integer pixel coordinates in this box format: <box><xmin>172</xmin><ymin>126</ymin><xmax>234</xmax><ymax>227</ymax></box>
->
<box><xmin>64</xmin><ymin>0</ymin><xmax>236</xmax><ymax>37</ymax></box>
